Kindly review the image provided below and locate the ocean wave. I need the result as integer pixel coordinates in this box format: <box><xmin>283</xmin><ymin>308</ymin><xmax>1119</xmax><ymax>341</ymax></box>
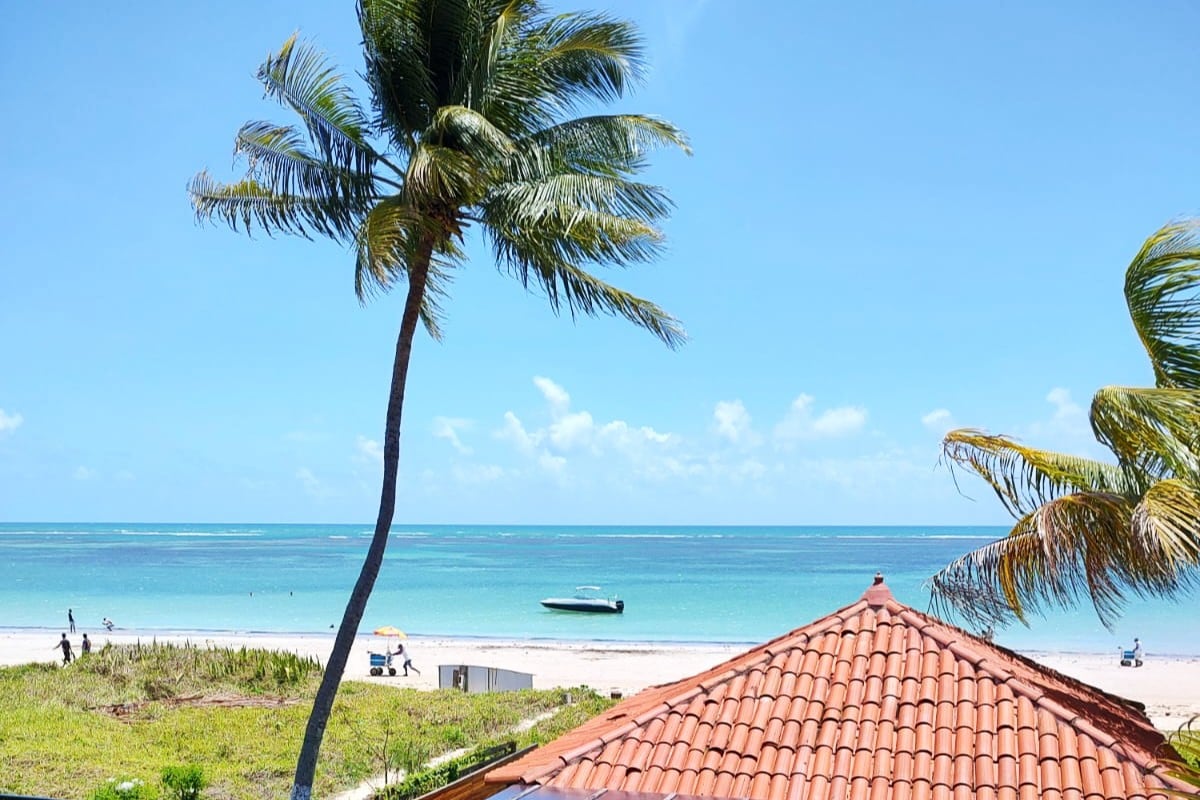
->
<box><xmin>114</xmin><ymin>531</ymin><xmax>262</xmax><ymax>538</ymax></box>
<box><xmin>831</xmin><ymin>534</ymin><xmax>993</xmax><ymax>540</ymax></box>
<box><xmin>594</xmin><ymin>533</ymin><xmax>717</xmax><ymax>539</ymax></box>
<box><xmin>329</xmin><ymin>535</ymin><xmax>349</xmax><ymax>540</ymax></box>
<box><xmin>920</xmin><ymin>535</ymin><xmax>998</xmax><ymax>540</ymax></box>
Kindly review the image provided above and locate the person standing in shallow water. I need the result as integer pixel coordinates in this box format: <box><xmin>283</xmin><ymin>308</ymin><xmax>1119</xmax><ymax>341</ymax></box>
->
<box><xmin>68</xmin><ymin>609</ymin><xmax>75</xmax><ymax>633</ymax></box>
<box><xmin>57</xmin><ymin>633</ymin><xmax>73</xmax><ymax>665</ymax></box>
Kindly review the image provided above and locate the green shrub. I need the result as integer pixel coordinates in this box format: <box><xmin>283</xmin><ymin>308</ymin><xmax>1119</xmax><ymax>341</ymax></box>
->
<box><xmin>90</xmin><ymin>777</ymin><xmax>158</xmax><ymax>800</ymax></box>
<box><xmin>380</xmin><ymin>743</ymin><xmax>518</xmax><ymax>800</ymax></box>
<box><xmin>161</xmin><ymin>765</ymin><xmax>207</xmax><ymax>800</ymax></box>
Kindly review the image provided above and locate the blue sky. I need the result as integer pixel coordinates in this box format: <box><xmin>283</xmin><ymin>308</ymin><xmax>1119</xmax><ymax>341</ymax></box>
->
<box><xmin>2</xmin><ymin>1</ymin><xmax>1198</xmax><ymax>525</ymax></box>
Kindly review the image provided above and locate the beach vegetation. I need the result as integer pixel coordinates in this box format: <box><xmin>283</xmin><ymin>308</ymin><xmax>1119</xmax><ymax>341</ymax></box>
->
<box><xmin>932</xmin><ymin>220</ymin><xmax>1200</xmax><ymax>629</ymax></box>
<box><xmin>188</xmin><ymin>2</ymin><xmax>686</xmax><ymax>797</ymax></box>
<box><xmin>0</xmin><ymin>644</ymin><xmax>613</xmax><ymax>800</ymax></box>
<box><xmin>160</xmin><ymin>765</ymin><xmax>208</xmax><ymax>800</ymax></box>
<box><xmin>1165</xmin><ymin>716</ymin><xmax>1200</xmax><ymax>795</ymax></box>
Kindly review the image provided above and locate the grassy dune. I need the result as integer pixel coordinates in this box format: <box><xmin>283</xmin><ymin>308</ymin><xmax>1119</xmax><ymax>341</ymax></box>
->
<box><xmin>0</xmin><ymin>642</ymin><xmax>612</xmax><ymax>799</ymax></box>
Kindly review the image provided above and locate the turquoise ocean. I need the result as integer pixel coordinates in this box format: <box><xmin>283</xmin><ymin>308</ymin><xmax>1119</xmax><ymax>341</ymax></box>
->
<box><xmin>2</xmin><ymin>523</ymin><xmax>1196</xmax><ymax>655</ymax></box>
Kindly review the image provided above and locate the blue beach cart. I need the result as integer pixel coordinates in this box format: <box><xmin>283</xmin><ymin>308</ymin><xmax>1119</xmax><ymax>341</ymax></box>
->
<box><xmin>368</xmin><ymin>624</ymin><xmax>407</xmax><ymax>676</ymax></box>
<box><xmin>368</xmin><ymin>651</ymin><xmax>397</xmax><ymax>677</ymax></box>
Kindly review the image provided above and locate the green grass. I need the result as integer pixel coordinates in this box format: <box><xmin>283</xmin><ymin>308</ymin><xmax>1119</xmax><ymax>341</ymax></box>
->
<box><xmin>0</xmin><ymin>643</ymin><xmax>614</xmax><ymax>800</ymax></box>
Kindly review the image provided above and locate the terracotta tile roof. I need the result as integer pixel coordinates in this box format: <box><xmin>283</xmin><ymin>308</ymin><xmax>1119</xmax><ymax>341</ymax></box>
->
<box><xmin>487</xmin><ymin>576</ymin><xmax>1189</xmax><ymax>800</ymax></box>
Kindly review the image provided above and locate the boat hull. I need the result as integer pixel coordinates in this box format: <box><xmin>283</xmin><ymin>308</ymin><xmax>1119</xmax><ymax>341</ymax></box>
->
<box><xmin>540</xmin><ymin>598</ymin><xmax>624</xmax><ymax>614</ymax></box>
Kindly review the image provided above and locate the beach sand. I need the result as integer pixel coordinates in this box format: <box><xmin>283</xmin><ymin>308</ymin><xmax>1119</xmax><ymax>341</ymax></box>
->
<box><xmin>3</xmin><ymin>629</ymin><xmax>1197</xmax><ymax>731</ymax></box>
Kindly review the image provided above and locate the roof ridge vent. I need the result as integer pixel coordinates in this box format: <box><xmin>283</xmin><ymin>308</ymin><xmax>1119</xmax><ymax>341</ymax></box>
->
<box><xmin>862</xmin><ymin>572</ymin><xmax>893</xmax><ymax>606</ymax></box>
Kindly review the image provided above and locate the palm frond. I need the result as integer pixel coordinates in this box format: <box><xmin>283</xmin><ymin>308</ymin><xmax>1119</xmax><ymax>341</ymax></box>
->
<box><xmin>258</xmin><ymin>34</ymin><xmax>376</xmax><ymax>175</ymax></box>
<box><xmin>1132</xmin><ymin>479</ymin><xmax>1200</xmax><ymax>578</ymax></box>
<box><xmin>928</xmin><ymin>492</ymin><xmax>1138</xmax><ymax>628</ymax></box>
<box><xmin>1164</xmin><ymin>716</ymin><xmax>1200</xmax><ymax>793</ymax></box>
<box><xmin>430</xmin><ymin>105</ymin><xmax>515</xmax><ymax>169</ymax></box>
<box><xmin>487</xmin><ymin>220</ymin><xmax>683</xmax><ymax>348</ymax></box>
<box><xmin>941</xmin><ymin>428</ymin><xmax>1137</xmax><ymax>517</ymax></box>
<box><xmin>530</xmin><ymin>12</ymin><xmax>643</xmax><ymax>108</ymax></box>
<box><xmin>493</xmin><ymin>173</ymin><xmax>672</xmax><ymax>224</ymax></box>
<box><xmin>1090</xmin><ymin>385</ymin><xmax>1200</xmax><ymax>482</ymax></box>
<box><xmin>235</xmin><ymin>121</ymin><xmax>378</xmax><ymax>204</ymax></box>
<box><xmin>353</xmin><ymin>200</ymin><xmax>457</xmax><ymax>339</ymax></box>
<box><xmin>358</xmin><ymin>0</ymin><xmax>439</xmax><ymax>143</ymax></box>
<box><xmin>485</xmin><ymin>194</ymin><xmax>664</xmax><ymax>267</ymax></box>
<box><xmin>188</xmin><ymin>171</ymin><xmax>359</xmax><ymax>240</ymax></box>
<box><xmin>1125</xmin><ymin>219</ymin><xmax>1200</xmax><ymax>389</ymax></box>
<box><xmin>405</xmin><ymin>143</ymin><xmax>485</xmax><ymax>206</ymax></box>
<box><xmin>509</xmin><ymin>114</ymin><xmax>690</xmax><ymax>181</ymax></box>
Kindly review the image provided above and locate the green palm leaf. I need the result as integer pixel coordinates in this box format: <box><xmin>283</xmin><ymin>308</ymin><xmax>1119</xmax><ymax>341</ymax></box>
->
<box><xmin>1165</xmin><ymin>716</ymin><xmax>1200</xmax><ymax>794</ymax></box>
<box><xmin>258</xmin><ymin>34</ymin><xmax>376</xmax><ymax>175</ymax></box>
<box><xmin>188</xmin><ymin>171</ymin><xmax>358</xmax><ymax>240</ymax></box>
<box><xmin>941</xmin><ymin>428</ymin><xmax>1137</xmax><ymax>517</ymax></box>
<box><xmin>530</xmin><ymin>12</ymin><xmax>642</xmax><ymax>107</ymax></box>
<box><xmin>1132</xmin><ymin>479</ymin><xmax>1200</xmax><ymax>575</ymax></box>
<box><xmin>358</xmin><ymin>0</ymin><xmax>437</xmax><ymax>143</ymax></box>
<box><xmin>430</xmin><ymin>105</ymin><xmax>515</xmax><ymax>169</ymax></box>
<box><xmin>1126</xmin><ymin>219</ymin><xmax>1200</xmax><ymax>389</ymax></box>
<box><xmin>1090</xmin><ymin>385</ymin><xmax>1200</xmax><ymax>482</ymax></box>
<box><xmin>522</xmin><ymin>114</ymin><xmax>691</xmax><ymax>178</ymax></box>
<box><xmin>930</xmin><ymin>492</ymin><xmax>1139</xmax><ymax>628</ymax></box>
<box><xmin>235</xmin><ymin>121</ymin><xmax>378</xmax><ymax>203</ymax></box>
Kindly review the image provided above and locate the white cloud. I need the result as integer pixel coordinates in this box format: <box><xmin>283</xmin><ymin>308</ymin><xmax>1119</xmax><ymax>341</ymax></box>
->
<box><xmin>452</xmin><ymin>463</ymin><xmax>505</xmax><ymax>484</ymax></box>
<box><xmin>533</xmin><ymin>376</ymin><xmax>571</xmax><ymax>416</ymax></box>
<box><xmin>921</xmin><ymin>408</ymin><xmax>956</xmax><ymax>434</ymax></box>
<box><xmin>1046</xmin><ymin>387</ymin><xmax>1084</xmax><ymax>424</ymax></box>
<box><xmin>499</xmin><ymin>377</ymin><xmax>679</xmax><ymax>479</ymax></box>
<box><xmin>713</xmin><ymin>400</ymin><xmax>758</xmax><ymax>445</ymax></box>
<box><xmin>356</xmin><ymin>436</ymin><xmax>384</xmax><ymax>466</ymax></box>
<box><xmin>0</xmin><ymin>408</ymin><xmax>23</xmax><ymax>434</ymax></box>
<box><xmin>73</xmin><ymin>466</ymin><xmax>94</xmax><ymax>481</ymax></box>
<box><xmin>538</xmin><ymin>452</ymin><xmax>567</xmax><ymax>473</ymax></box>
<box><xmin>432</xmin><ymin>417</ymin><xmax>473</xmax><ymax>454</ymax></box>
<box><xmin>1023</xmin><ymin>387</ymin><xmax>1094</xmax><ymax>450</ymax></box>
<box><xmin>296</xmin><ymin>467</ymin><xmax>333</xmax><ymax>498</ymax></box>
<box><xmin>773</xmin><ymin>394</ymin><xmax>867</xmax><ymax>445</ymax></box>
<box><xmin>498</xmin><ymin>411</ymin><xmax>539</xmax><ymax>454</ymax></box>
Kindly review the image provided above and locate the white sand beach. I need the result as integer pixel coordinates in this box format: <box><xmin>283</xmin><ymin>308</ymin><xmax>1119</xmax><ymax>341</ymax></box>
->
<box><xmin>3</xmin><ymin>629</ymin><xmax>1197</xmax><ymax>731</ymax></box>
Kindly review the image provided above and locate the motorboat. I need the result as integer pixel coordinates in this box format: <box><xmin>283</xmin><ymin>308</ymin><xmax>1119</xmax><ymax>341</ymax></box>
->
<box><xmin>540</xmin><ymin>586</ymin><xmax>624</xmax><ymax>614</ymax></box>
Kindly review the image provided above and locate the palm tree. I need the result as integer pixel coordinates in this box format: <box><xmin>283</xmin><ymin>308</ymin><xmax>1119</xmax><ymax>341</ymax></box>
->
<box><xmin>189</xmin><ymin>3</ymin><xmax>688</xmax><ymax>797</ymax></box>
<box><xmin>931</xmin><ymin>220</ymin><xmax>1200</xmax><ymax>630</ymax></box>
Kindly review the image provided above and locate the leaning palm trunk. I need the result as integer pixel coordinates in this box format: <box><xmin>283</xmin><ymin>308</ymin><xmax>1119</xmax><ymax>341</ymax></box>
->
<box><xmin>291</xmin><ymin>256</ymin><xmax>430</xmax><ymax>799</ymax></box>
<box><xmin>191</xmin><ymin>4</ymin><xmax>689</xmax><ymax>796</ymax></box>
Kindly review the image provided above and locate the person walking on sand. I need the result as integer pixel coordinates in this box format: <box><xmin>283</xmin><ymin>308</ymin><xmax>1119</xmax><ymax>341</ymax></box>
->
<box><xmin>68</xmin><ymin>608</ymin><xmax>75</xmax><ymax>633</ymax></box>
<box><xmin>56</xmin><ymin>633</ymin><xmax>74</xmax><ymax>665</ymax></box>
<box><xmin>81</xmin><ymin>633</ymin><xmax>91</xmax><ymax>655</ymax></box>
<box><xmin>394</xmin><ymin>642</ymin><xmax>420</xmax><ymax>677</ymax></box>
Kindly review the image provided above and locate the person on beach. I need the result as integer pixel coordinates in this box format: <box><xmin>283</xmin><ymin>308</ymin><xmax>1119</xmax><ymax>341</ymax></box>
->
<box><xmin>80</xmin><ymin>633</ymin><xmax>91</xmax><ymax>655</ymax></box>
<box><xmin>394</xmin><ymin>643</ymin><xmax>420</xmax><ymax>676</ymax></box>
<box><xmin>1133</xmin><ymin>637</ymin><xmax>1144</xmax><ymax>667</ymax></box>
<box><xmin>103</xmin><ymin>617</ymin><xmax>114</xmax><ymax>631</ymax></box>
<box><xmin>56</xmin><ymin>633</ymin><xmax>73</xmax><ymax>665</ymax></box>
<box><xmin>68</xmin><ymin>608</ymin><xmax>75</xmax><ymax>633</ymax></box>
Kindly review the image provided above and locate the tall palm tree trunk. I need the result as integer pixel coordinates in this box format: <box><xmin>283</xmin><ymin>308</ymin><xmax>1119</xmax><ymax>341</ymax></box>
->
<box><xmin>290</xmin><ymin>244</ymin><xmax>433</xmax><ymax>800</ymax></box>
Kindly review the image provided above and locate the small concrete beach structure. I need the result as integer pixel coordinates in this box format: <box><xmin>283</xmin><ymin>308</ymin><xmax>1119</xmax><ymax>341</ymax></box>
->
<box><xmin>478</xmin><ymin>575</ymin><xmax>1188</xmax><ymax>800</ymax></box>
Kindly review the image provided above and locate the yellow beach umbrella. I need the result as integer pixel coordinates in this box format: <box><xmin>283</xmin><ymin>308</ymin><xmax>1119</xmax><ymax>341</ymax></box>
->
<box><xmin>373</xmin><ymin>625</ymin><xmax>407</xmax><ymax>638</ymax></box>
